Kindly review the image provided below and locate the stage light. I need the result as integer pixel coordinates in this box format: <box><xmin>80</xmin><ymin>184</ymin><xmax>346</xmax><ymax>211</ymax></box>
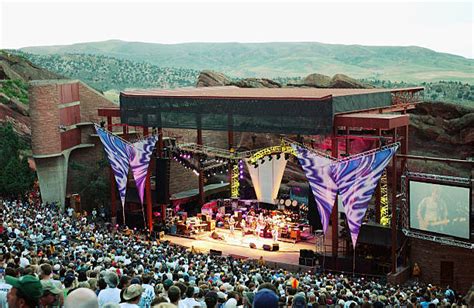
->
<box><xmin>260</xmin><ymin>158</ymin><xmax>265</xmax><ymax>164</ymax></box>
<box><xmin>276</xmin><ymin>153</ymin><xmax>281</xmax><ymax>160</ymax></box>
<box><xmin>268</xmin><ymin>155</ymin><xmax>273</xmax><ymax>161</ymax></box>
<box><xmin>253</xmin><ymin>163</ymin><xmax>258</xmax><ymax>168</ymax></box>
<box><xmin>284</xmin><ymin>153</ymin><xmax>290</xmax><ymax>160</ymax></box>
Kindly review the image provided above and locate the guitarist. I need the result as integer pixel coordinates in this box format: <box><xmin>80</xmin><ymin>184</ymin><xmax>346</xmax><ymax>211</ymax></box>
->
<box><xmin>416</xmin><ymin>186</ymin><xmax>448</xmax><ymax>232</ymax></box>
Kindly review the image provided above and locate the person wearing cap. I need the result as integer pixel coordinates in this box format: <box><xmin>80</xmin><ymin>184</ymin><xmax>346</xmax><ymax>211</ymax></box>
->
<box><xmin>292</xmin><ymin>293</ymin><xmax>307</xmax><ymax>308</ymax></box>
<box><xmin>40</xmin><ymin>280</ymin><xmax>63</xmax><ymax>307</ymax></box>
<box><xmin>120</xmin><ymin>284</ymin><xmax>144</xmax><ymax>308</ymax></box>
<box><xmin>6</xmin><ymin>274</ymin><xmax>43</xmax><ymax>308</ymax></box>
<box><xmin>253</xmin><ymin>288</ymin><xmax>279</xmax><ymax>308</ymax></box>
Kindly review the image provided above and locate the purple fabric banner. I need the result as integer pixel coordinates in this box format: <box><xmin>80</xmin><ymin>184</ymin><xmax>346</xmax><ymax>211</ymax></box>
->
<box><xmin>129</xmin><ymin>135</ymin><xmax>158</xmax><ymax>204</ymax></box>
<box><xmin>95</xmin><ymin>125</ymin><xmax>131</xmax><ymax>212</ymax></box>
<box><xmin>331</xmin><ymin>144</ymin><xmax>398</xmax><ymax>247</ymax></box>
<box><xmin>292</xmin><ymin>145</ymin><xmax>337</xmax><ymax>234</ymax></box>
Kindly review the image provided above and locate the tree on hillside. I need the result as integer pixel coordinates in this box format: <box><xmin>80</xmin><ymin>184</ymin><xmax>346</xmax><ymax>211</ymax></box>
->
<box><xmin>0</xmin><ymin>123</ymin><xmax>36</xmax><ymax>197</ymax></box>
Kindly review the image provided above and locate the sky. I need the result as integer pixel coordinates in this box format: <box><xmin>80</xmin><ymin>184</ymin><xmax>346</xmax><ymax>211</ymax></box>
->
<box><xmin>1</xmin><ymin>0</ymin><xmax>473</xmax><ymax>58</ymax></box>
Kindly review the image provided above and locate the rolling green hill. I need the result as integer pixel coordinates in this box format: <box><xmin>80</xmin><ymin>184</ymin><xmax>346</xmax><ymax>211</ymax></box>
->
<box><xmin>21</xmin><ymin>40</ymin><xmax>473</xmax><ymax>83</ymax></box>
<box><xmin>12</xmin><ymin>51</ymin><xmax>199</xmax><ymax>93</ymax></box>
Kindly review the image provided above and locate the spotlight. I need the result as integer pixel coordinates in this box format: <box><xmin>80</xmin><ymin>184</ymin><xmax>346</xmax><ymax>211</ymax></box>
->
<box><xmin>268</xmin><ymin>155</ymin><xmax>273</xmax><ymax>161</ymax></box>
<box><xmin>253</xmin><ymin>163</ymin><xmax>259</xmax><ymax>168</ymax></box>
<box><xmin>276</xmin><ymin>153</ymin><xmax>281</xmax><ymax>160</ymax></box>
<box><xmin>284</xmin><ymin>153</ymin><xmax>290</xmax><ymax>160</ymax></box>
<box><xmin>260</xmin><ymin>158</ymin><xmax>265</xmax><ymax>164</ymax></box>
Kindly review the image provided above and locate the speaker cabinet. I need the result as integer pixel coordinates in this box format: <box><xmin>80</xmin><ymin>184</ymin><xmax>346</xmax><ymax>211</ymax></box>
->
<box><xmin>156</xmin><ymin>158</ymin><xmax>170</xmax><ymax>204</ymax></box>
<box><xmin>249</xmin><ymin>243</ymin><xmax>257</xmax><ymax>249</ymax></box>
<box><xmin>262</xmin><ymin>244</ymin><xmax>271</xmax><ymax>251</ymax></box>
<box><xmin>272</xmin><ymin>243</ymin><xmax>279</xmax><ymax>251</ymax></box>
<box><xmin>210</xmin><ymin>249</ymin><xmax>222</xmax><ymax>256</ymax></box>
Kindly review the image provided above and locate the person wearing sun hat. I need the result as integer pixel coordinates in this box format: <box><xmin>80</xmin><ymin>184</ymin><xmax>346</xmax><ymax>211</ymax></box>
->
<box><xmin>120</xmin><ymin>284</ymin><xmax>144</xmax><ymax>307</ymax></box>
<box><xmin>5</xmin><ymin>274</ymin><xmax>43</xmax><ymax>308</ymax></box>
<box><xmin>39</xmin><ymin>280</ymin><xmax>63</xmax><ymax>307</ymax></box>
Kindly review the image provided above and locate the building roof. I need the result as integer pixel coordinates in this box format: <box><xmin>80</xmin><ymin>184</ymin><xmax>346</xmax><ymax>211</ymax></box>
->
<box><xmin>121</xmin><ymin>86</ymin><xmax>423</xmax><ymax>100</ymax></box>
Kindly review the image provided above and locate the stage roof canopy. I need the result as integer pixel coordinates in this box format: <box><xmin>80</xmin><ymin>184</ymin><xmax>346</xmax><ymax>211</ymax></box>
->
<box><xmin>120</xmin><ymin>86</ymin><xmax>422</xmax><ymax>135</ymax></box>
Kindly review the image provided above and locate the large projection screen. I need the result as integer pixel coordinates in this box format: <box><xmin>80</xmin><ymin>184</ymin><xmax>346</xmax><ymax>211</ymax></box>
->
<box><xmin>409</xmin><ymin>180</ymin><xmax>471</xmax><ymax>239</ymax></box>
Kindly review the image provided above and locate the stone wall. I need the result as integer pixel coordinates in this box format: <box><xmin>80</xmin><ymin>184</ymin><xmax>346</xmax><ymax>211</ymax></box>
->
<box><xmin>409</xmin><ymin>238</ymin><xmax>474</xmax><ymax>292</ymax></box>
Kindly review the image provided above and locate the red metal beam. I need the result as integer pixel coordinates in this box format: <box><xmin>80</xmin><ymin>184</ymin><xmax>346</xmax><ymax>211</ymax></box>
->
<box><xmin>98</xmin><ymin>108</ymin><xmax>121</xmax><ymax>117</ymax></box>
<box><xmin>391</xmin><ymin>128</ymin><xmax>398</xmax><ymax>274</ymax></box>
<box><xmin>331</xmin><ymin>126</ymin><xmax>339</xmax><ymax>264</ymax></box>
<box><xmin>334</xmin><ymin>114</ymin><xmax>409</xmax><ymax>130</ymax></box>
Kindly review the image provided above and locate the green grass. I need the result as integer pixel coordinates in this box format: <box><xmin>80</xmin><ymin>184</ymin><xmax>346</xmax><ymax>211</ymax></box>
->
<box><xmin>0</xmin><ymin>79</ymin><xmax>29</xmax><ymax>104</ymax></box>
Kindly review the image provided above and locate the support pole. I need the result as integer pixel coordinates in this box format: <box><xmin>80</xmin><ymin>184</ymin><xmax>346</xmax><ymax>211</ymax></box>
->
<box><xmin>345</xmin><ymin>126</ymin><xmax>350</xmax><ymax>155</ymax></box>
<box><xmin>375</xmin><ymin>128</ymin><xmax>382</xmax><ymax>224</ymax></box>
<box><xmin>391</xmin><ymin>128</ymin><xmax>398</xmax><ymax>274</ymax></box>
<box><xmin>197</xmin><ymin>127</ymin><xmax>205</xmax><ymax>206</ymax></box>
<box><xmin>401</xmin><ymin>124</ymin><xmax>409</xmax><ymax>173</ymax></box>
<box><xmin>331</xmin><ymin>126</ymin><xmax>339</xmax><ymax>265</ymax></box>
<box><xmin>157</xmin><ymin>128</ymin><xmax>165</xmax><ymax>223</ymax></box>
<box><xmin>107</xmin><ymin>116</ymin><xmax>117</xmax><ymax>224</ymax></box>
<box><xmin>143</xmin><ymin>126</ymin><xmax>153</xmax><ymax>232</ymax></box>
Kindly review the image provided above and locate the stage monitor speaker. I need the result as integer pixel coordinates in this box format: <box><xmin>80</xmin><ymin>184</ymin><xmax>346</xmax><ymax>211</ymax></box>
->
<box><xmin>249</xmin><ymin>243</ymin><xmax>257</xmax><ymax>249</ymax></box>
<box><xmin>210</xmin><ymin>249</ymin><xmax>222</xmax><ymax>256</ymax></box>
<box><xmin>263</xmin><ymin>244</ymin><xmax>271</xmax><ymax>251</ymax></box>
<box><xmin>300</xmin><ymin>249</ymin><xmax>315</xmax><ymax>258</ymax></box>
<box><xmin>272</xmin><ymin>243</ymin><xmax>279</xmax><ymax>251</ymax></box>
<box><xmin>156</xmin><ymin>158</ymin><xmax>170</xmax><ymax>204</ymax></box>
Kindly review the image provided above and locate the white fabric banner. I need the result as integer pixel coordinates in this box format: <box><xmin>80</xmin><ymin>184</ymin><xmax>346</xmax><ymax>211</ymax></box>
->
<box><xmin>246</xmin><ymin>155</ymin><xmax>287</xmax><ymax>204</ymax></box>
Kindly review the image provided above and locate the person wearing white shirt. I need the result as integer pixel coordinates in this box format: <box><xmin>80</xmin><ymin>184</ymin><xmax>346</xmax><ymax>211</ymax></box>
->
<box><xmin>98</xmin><ymin>272</ymin><xmax>121</xmax><ymax>308</ymax></box>
<box><xmin>179</xmin><ymin>286</ymin><xmax>201</xmax><ymax>308</ymax></box>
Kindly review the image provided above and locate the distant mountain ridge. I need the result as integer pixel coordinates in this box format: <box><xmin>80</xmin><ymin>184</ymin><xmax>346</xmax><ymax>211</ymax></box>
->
<box><xmin>21</xmin><ymin>40</ymin><xmax>473</xmax><ymax>83</ymax></box>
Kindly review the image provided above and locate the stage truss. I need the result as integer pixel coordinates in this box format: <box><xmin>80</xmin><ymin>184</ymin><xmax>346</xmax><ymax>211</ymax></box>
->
<box><xmin>400</xmin><ymin>171</ymin><xmax>473</xmax><ymax>250</ymax></box>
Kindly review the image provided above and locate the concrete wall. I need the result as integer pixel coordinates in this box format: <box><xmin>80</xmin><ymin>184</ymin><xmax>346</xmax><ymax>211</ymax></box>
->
<box><xmin>35</xmin><ymin>156</ymin><xmax>68</xmax><ymax>205</ymax></box>
<box><xmin>29</xmin><ymin>80</ymin><xmax>116</xmax><ymax>207</ymax></box>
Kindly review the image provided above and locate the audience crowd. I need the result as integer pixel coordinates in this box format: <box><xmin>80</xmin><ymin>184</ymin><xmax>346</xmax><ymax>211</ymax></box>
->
<box><xmin>0</xmin><ymin>198</ymin><xmax>472</xmax><ymax>308</ymax></box>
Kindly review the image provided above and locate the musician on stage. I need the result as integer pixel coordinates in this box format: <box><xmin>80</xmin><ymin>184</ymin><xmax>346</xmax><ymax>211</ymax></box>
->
<box><xmin>229</xmin><ymin>215</ymin><xmax>236</xmax><ymax>235</ymax></box>
<box><xmin>240</xmin><ymin>218</ymin><xmax>247</xmax><ymax>237</ymax></box>
<box><xmin>271</xmin><ymin>224</ymin><xmax>279</xmax><ymax>242</ymax></box>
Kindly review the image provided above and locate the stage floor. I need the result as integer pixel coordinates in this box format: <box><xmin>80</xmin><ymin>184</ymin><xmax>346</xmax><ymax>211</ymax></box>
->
<box><xmin>163</xmin><ymin>227</ymin><xmax>341</xmax><ymax>265</ymax></box>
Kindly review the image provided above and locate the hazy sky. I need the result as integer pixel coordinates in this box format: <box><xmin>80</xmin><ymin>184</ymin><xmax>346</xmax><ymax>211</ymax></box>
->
<box><xmin>1</xmin><ymin>0</ymin><xmax>473</xmax><ymax>58</ymax></box>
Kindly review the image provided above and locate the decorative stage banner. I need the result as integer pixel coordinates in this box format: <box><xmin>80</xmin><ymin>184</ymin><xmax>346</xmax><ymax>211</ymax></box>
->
<box><xmin>95</xmin><ymin>125</ymin><xmax>131</xmax><ymax>215</ymax></box>
<box><xmin>292</xmin><ymin>145</ymin><xmax>337</xmax><ymax>234</ymax></box>
<box><xmin>129</xmin><ymin>135</ymin><xmax>159</xmax><ymax>204</ymax></box>
<box><xmin>245</xmin><ymin>155</ymin><xmax>287</xmax><ymax>204</ymax></box>
<box><xmin>331</xmin><ymin>144</ymin><xmax>399</xmax><ymax>248</ymax></box>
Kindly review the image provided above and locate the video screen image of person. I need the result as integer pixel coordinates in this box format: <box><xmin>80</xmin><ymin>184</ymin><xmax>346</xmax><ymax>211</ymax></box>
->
<box><xmin>410</xmin><ymin>181</ymin><xmax>470</xmax><ymax>239</ymax></box>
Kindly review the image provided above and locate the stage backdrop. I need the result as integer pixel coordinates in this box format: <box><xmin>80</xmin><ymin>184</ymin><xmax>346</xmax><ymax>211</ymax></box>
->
<box><xmin>246</xmin><ymin>155</ymin><xmax>287</xmax><ymax>205</ymax></box>
<box><xmin>129</xmin><ymin>135</ymin><xmax>158</xmax><ymax>204</ymax></box>
<box><xmin>95</xmin><ymin>125</ymin><xmax>131</xmax><ymax>222</ymax></box>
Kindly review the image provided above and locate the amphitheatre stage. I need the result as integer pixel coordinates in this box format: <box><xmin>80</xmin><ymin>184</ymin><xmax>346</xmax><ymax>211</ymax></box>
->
<box><xmin>163</xmin><ymin>227</ymin><xmax>335</xmax><ymax>266</ymax></box>
<box><xmin>84</xmin><ymin>84</ymin><xmax>472</xmax><ymax>289</ymax></box>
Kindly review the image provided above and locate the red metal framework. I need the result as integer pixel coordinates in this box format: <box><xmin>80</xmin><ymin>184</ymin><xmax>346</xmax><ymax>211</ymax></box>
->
<box><xmin>97</xmin><ymin>86</ymin><xmax>422</xmax><ymax>274</ymax></box>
